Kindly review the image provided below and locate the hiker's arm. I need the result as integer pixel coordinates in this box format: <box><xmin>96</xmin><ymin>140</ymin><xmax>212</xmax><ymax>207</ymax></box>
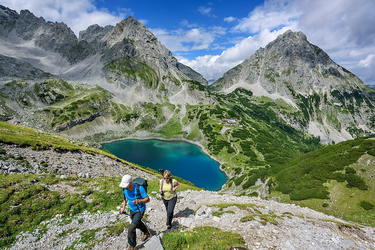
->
<box><xmin>120</xmin><ymin>196</ymin><xmax>127</xmax><ymax>213</ymax></box>
<box><xmin>134</xmin><ymin>196</ymin><xmax>150</xmax><ymax>204</ymax></box>
<box><xmin>173</xmin><ymin>181</ymin><xmax>180</xmax><ymax>192</ymax></box>
<box><xmin>120</xmin><ymin>200</ymin><xmax>126</xmax><ymax>212</ymax></box>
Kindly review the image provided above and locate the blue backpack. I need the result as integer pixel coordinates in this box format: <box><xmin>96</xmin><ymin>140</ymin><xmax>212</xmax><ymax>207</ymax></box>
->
<box><xmin>133</xmin><ymin>177</ymin><xmax>148</xmax><ymax>198</ymax></box>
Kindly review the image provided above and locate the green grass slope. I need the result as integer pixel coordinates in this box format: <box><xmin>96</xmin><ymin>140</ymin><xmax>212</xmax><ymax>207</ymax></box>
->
<box><xmin>268</xmin><ymin>137</ymin><xmax>375</xmax><ymax>226</ymax></box>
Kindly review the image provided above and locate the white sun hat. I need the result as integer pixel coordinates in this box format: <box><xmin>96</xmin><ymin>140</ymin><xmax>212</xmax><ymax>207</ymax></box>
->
<box><xmin>119</xmin><ymin>174</ymin><xmax>132</xmax><ymax>188</ymax></box>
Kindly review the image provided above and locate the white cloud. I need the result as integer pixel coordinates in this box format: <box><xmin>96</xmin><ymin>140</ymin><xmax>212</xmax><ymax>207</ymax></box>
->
<box><xmin>224</xmin><ymin>16</ymin><xmax>236</xmax><ymax>23</ymax></box>
<box><xmin>197</xmin><ymin>5</ymin><xmax>216</xmax><ymax>18</ymax></box>
<box><xmin>179</xmin><ymin>19</ymin><xmax>198</xmax><ymax>28</ymax></box>
<box><xmin>294</xmin><ymin>0</ymin><xmax>375</xmax><ymax>85</ymax></box>
<box><xmin>219</xmin><ymin>27</ymin><xmax>294</xmax><ymax>63</ymax></box>
<box><xmin>198</xmin><ymin>6</ymin><xmax>212</xmax><ymax>15</ymax></box>
<box><xmin>0</xmin><ymin>0</ymin><xmax>129</xmax><ymax>35</ymax></box>
<box><xmin>153</xmin><ymin>26</ymin><xmax>226</xmax><ymax>52</ymax></box>
<box><xmin>359</xmin><ymin>54</ymin><xmax>375</xmax><ymax>68</ymax></box>
<box><xmin>177</xmin><ymin>55</ymin><xmax>229</xmax><ymax>81</ymax></box>
<box><xmin>295</xmin><ymin>0</ymin><xmax>375</xmax><ymax>49</ymax></box>
<box><xmin>234</xmin><ymin>1</ymin><xmax>300</xmax><ymax>33</ymax></box>
<box><xmin>139</xmin><ymin>19</ymin><xmax>148</xmax><ymax>25</ymax></box>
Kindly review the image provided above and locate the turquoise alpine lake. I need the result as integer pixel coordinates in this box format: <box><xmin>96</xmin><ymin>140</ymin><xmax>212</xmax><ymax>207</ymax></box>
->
<box><xmin>101</xmin><ymin>139</ymin><xmax>228</xmax><ymax>190</ymax></box>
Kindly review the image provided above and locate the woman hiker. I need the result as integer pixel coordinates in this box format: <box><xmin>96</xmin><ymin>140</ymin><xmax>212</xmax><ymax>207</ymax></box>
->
<box><xmin>159</xmin><ymin>170</ymin><xmax>180</xmax><ymax>229</ymax></box>
<box><xmin>119</xmin><ymin>174</ymin><xmax>150</xmax><ymax>250</ymax></box>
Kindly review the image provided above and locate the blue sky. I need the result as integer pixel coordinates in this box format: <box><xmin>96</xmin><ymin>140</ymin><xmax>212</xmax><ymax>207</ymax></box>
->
<box><xmin>1</xmin><ymin>0</ymin><xmax>375</xmax><ymax>85</ymax></box>
<box><xmin>93</xmin><ymin>0</ymin><xmax>264</xmax><ymax>60</ymax></box>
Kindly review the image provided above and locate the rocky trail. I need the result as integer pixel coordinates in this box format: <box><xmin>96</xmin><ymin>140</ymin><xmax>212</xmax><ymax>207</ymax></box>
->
<box><xmin>9</xmin><ymin>189</ymin><xmax>375</xmax><ymax>250</ymax></box>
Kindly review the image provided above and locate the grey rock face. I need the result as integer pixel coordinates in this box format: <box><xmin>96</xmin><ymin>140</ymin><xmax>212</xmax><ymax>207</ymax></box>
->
<box><xmin>0</xmin><ymin>5</ymin><xmax>18</xmax><ymax>36</ymax></box>
<box><xmin>1</xmin><ymin>5</ymin><xmax>90</xmax><ymax>64</ymax></box>
<box><xmin>141</xmin><ymin>235</ymin><xmax>164</xmax><ymax>250</ymax></box>
<box><xmin>78</xmin><ymin>24</ymin><xmax>113</xmax><ymax>53</ymax></box>
<box><xmin>177</xmin><ymin>62</ymin><xmax>208</xmax><ymax>85</ymax></box>
<box><xmin>0</xmin><ymin>54</ymin><xmax>52</xmax><ymax>79</ymax></box>
<box><xmin>101</xmin><ymin>16</ymin><xmax>176</xmax><ymax>68</ymax></box>
<box><xmin>79</xmin><ymin>24</ymin><xmax>113</xmax><ymax>44</ymax></box>
<box><xmin>14</xmin><ymin>9</ymin><xmax>45</xmax><ymax>40</ymax></box>
<box><xmin>266</xmin><ymin>31</ymin><xmax>331</xmax><ymax>67</ymax></box>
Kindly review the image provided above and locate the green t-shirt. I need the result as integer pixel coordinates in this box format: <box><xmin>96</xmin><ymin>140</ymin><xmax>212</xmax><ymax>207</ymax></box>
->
<box><xmin>160</xmin><ymin>178</ymin><xmax>178</xmax><ymax>200</ymax></box>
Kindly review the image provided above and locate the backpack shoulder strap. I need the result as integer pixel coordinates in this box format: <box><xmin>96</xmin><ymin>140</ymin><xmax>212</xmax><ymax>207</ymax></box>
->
<box><xmin>135</xmin><ymin>183</ymin><xmax>142</xmax><ymax>199</ymax></box>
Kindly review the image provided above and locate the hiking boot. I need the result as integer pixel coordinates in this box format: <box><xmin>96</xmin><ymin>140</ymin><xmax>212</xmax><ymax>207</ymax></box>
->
<box><xmin>167</xmin><ymin>225</ymin><xmax>172</xmax><ymax>230</ymax></box>
<box><xmin>126</xmin><ymin>247</ymin><xmax>136</xmax><ymax>250</ymax></box>
<box><xmin>140</xmin><ymin>232</ymin><xmax>150</xmax><ymax>242</ymax></box>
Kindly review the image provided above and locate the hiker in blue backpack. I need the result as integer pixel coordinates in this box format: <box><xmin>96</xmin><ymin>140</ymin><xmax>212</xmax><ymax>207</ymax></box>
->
<box><xmin>159</xmin><ymin>170</ymin><xmax>180</xmax><ymax>229</ymax></box>
<box><xmin>119</xmin><ymin>174</ymin><xmax>150</xmax><ymax>250</ymax></box>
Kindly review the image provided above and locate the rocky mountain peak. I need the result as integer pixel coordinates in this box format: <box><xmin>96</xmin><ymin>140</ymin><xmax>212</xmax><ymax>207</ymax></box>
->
<box><xmin>103</xmin><ymin>16</ymin><xmax>157</xmax><ymax>47</ymax></box>
<box><xmin>19</xmin><ymin>9</ymin><xmax>41</xmax><ymax>20</ymax></box>
<box><xmin>121</xmin><ymin>16</ymin><xmax>142</xmax><ymax>26</ymax></box>
<box><xmin>0</xmin><ymin>6</ymin><xmax>79</xmax><ymax>57</ymax></box>
<box><xmin>275</xmin><ymin>30</ymin><xmax>307</xmax><ymax>42</ymax></box>
<box><xmin>79</xmin><ymin>24</ymin><xmax>113</xmax><ymax>43</ymax></box>
<box><xmin>0</xmin><ymin>5</ymin><xmax>17</xmax><ymax>19</ymax></box>
<box><xmin>0</xmin><ymin>5</ymin><xmax>18</xmax><ymax>35</ymax></box>
<box><xmin>263</xmin><ymin>30</ymin><xmax>331</xmax><ymax>67</ymax></box>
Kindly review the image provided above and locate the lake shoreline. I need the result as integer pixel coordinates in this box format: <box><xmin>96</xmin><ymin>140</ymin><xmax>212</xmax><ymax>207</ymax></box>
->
<box><xmin>100</xmin><ymin>136</ymin><xmax>229</xmax><ymax>190</ymax></box>
<box><xmin>101</xmin><ymin>136</ymin><xmax>224</xmax><ymax>165</ymax></box>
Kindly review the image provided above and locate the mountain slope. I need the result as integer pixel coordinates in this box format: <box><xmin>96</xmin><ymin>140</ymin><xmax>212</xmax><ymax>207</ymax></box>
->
<box><xmin>211</xmin><ymin>31</ymin><xmax>375</xmax><ymax>143</ymax></box>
